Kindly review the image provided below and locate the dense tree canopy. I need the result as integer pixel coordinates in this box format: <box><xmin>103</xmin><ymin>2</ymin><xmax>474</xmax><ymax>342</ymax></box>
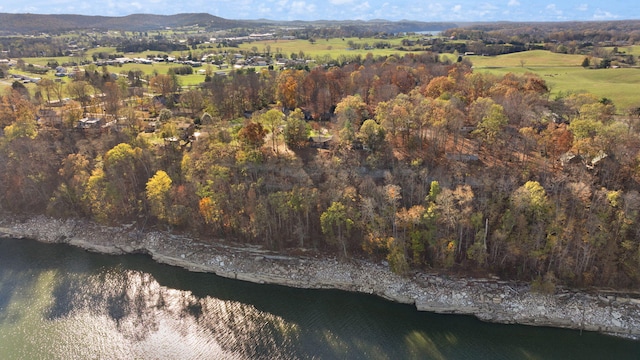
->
<box><xmin>2</xmin><ymin>51</ymin><xmax>640</xmax><ymax>291</ymax></box>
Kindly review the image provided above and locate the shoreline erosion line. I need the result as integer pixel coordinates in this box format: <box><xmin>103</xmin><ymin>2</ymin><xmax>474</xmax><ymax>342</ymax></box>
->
<box><xmin>1</xmin><ymin>215</ymin><xmax>639</xmax><ymax>340</ymax></box>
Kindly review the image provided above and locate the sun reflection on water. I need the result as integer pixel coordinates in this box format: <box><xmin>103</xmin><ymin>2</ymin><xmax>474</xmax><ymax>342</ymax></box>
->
<box><xmin>404</xmin><ymin>330</ymin><xmax>446</xmax><ymax>360</ymax></box>
<box><xmin>12</xmin><ymin>269</ymin><xmax>300</xmax><ymax>359</ymax></box>
<box><xmin>2</xmin><ymin>239</ymin><xmax>640</xmax><ymax>359</ymax></box>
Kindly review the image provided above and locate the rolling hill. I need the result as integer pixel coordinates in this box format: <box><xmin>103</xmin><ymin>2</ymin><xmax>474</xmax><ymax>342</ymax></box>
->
<box><xmin>0</xmin><ymin>13</ymin><xmax>248</xmax><ymax>33</ymax></box>
<box><xmin>0</xmin><ymin>12</ymin><xmax>458</xmax><ymax>34</ymax></box>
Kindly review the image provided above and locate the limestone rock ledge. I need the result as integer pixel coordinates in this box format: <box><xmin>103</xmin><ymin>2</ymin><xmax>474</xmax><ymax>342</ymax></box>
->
<box><xmin>1</xmin><ymin>215</ymin><xmax>639</xmax><ymax>340</ymax></box>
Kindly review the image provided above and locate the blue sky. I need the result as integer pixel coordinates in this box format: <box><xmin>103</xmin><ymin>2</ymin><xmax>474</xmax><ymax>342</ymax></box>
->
<box><xmin>1</xmin><ymin>0</ymin><xmax>638</xmax><ymax>22</ymax></box>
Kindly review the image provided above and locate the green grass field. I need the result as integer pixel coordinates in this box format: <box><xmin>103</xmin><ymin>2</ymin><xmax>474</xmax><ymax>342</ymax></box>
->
<box><xmin>469</xmin><ymin>50</ymin><xmax>585</xmax><ymax>67</ymax></box>
<box><xmin>5</xmin><ymin>44</ymin><xmax>640</xmax><ymax>111</ymax></box>
<box><xmin>8</xmin><ymin>36</ymin><xmax>417</xmax><ymax>94</ymax></box>
<box><xmin>24</xmin><ymin>36</ymin><xmax>416</xmax><ymax>68</ymax></box>
<box><xmin>224</xmin><ymin>36</ymin><xmax>413</xmax><ymax>59</ymax></box>
<box><xmin>603</xmin><ymin>45</ymin><xmax>640</xmax><ymax>56</ymax></box>
<box><xmin>5</xmin><ymin>60</ymin><xmax>210</xmax><ymax>94</ymax></box>
<box><xmin>470</xmin><ymin>50</ymin><xmax>640</xmax><ymax>110</ymax></box>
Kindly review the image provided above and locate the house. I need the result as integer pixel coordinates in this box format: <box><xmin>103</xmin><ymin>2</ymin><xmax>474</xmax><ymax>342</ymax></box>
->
<box><xmin>37</xmin><ymin>109</ymin><xmax>62</xmax><ymax>127</ymax></box>
<box><xmin>77</xmin><ymin>117</ymin><xmax>104</xmax><ymax>129</ymax></box>
<box><xmin>134</xmin><ymin>58</ymin><xmax>152</xmax><ymax>64</ymax></box>
<box><xmin>587</xmin><ymin>150</ymin><xmax>610</xmax><ymax>169</ymax></box>
<box><xmin>176</xmin><ymin>121</ymin><xmax>195</xmax><ymax>141</ymax></box>
<box><xmin>560</xmin><ymin>152</ymin><xmax>581</xmax><ymax>167</ymax></box>
<box><xmin>144</xmin><ymin>121</ymin><xmax>158</xmax><ymax>133</ymax></box>
<box><xmin>309</xmin><ymin>135</ymin><xmax>333</xmax><ymax>149</ymax></box>
<box><xmin>112</xmin><ymin>57</ymin><xmax>133</xmax><ymax>64</ymax></box>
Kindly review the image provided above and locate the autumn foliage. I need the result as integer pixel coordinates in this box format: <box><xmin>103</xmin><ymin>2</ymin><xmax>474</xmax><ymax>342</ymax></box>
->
<box><xmin>2</xmin><ymin>52</ymin><xmax>640</xmax><ymax>290</ymax></box>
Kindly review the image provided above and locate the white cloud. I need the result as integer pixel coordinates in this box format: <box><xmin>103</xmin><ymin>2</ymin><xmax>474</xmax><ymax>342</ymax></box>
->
<box><xmin>354</xmin><ymin>1</ymin><xmax>370</xmax><ymax>12</ymax></box>
<box><xmin>427</xmin><ymin>3</ymin><xmax>445</xmax><ymax>14</ymax></box>
<box><xmin>471</xmin><ymin>2</ymin><xmax>499</xmax><ymax>18</ymax></box>
<box><xmin>256</xmin><ymin>3</ymin><xmax>273</xmax><ymax>16</ymax></box>
<box><xmin>480</xmin><ymin>2</ymin><xmax>499</xmax><ymax>11</ymax></box>
<box><xmin>290</xmin><ymin>1</ymin><xmax>316</xmax><ymax>15</ymax></box>
<box><xmin>593</xmin><ymin>9</ymin><xmax>618</xmax><ymax>19</ymax></box>
<box><xmin>369</xmin><ymin>3</ymin><xmax>398</xmax><ymax>20</ymax></box>
<box><xmin>546</xmin><ymin>4</ymin><xmax>563</xmax><ymax>16</ymax></box>
<box><xmin>3</xmin><ymin>0</ymin><xmax>635</xmax><ymax>23</ymax></box>
<box><xmin>329</xmin><ymin>0</ymin><xmax>355</xmax><ymax>5</ymax></box>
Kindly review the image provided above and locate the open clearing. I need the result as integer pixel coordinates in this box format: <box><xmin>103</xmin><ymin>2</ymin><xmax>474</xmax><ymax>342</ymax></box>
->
<box><xmin>470</xmin><ymin>50</ymin><xmax>640</xmax><ymax>110</ymax></box>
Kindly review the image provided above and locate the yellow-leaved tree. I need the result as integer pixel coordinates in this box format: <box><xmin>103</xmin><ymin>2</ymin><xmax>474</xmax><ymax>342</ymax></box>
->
<box><xmin>146</xmin><ymin>170</ymin><xmax>173</xmax><ymax>222</ymax></box>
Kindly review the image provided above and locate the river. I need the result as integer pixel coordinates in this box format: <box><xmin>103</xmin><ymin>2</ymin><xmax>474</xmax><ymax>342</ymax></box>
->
<box><xmin>0</xmin><ymin>238</ymin><xmax>638</xmax><ymax>359</ymax></box>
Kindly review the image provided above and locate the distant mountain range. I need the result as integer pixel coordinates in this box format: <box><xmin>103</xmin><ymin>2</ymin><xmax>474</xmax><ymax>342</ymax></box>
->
<box><xmin>0</xmin><ymin>13</ymin><xmax>242</xmax><ymax>33</ymax></box>
<box><xmin>0</xmin><ymin>13</ymin><xmax>458</xmax><ymax>34</ymax></box>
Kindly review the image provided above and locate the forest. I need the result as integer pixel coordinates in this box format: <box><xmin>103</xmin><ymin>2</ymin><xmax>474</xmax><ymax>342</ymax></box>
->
<box><xmin>443</xmin><ymin>20</ymin><xmax>640</xmax><ymax>44</ymax></box>
<box><xmin>2</xmin><ymin>47</ymin><xmax>640</xmax><ymax>292</ymax></box>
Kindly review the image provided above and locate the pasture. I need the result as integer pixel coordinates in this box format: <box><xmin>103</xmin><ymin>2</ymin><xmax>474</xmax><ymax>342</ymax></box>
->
<box><xmin>224</xmin><ymin>36</ymin><xmax>414</xmax><ymax>59</ymax></box>
<box><xmin>5</xmin><ymin>42</ymin><xmax>640</xmax><ymax>111</ymax></box>
<box><xmin>470</xmin><ymin>50</ymin><xmax>640</xmax><ymax>110</ymax></box>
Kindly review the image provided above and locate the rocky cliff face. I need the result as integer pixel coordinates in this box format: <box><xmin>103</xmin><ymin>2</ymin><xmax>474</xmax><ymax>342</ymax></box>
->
<box><xmin>1</xmin><ymin>215</ymin><xmax>639</xmax><ymax>340</ymax></box>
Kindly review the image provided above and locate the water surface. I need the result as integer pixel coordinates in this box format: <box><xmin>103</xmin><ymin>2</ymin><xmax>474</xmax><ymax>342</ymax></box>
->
<box><xmin>0</xmin><ymin>238</ymin><xmax>638</xmax><ymax>359</ymax></box>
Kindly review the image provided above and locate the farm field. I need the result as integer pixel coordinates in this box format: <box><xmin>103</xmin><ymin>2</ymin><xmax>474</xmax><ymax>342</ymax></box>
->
<box><xmin>20</xmin><ymin>36</ymin><xmax>419</xmax><ymax>68</ymax></box>
<box><xmin>223</xmin><ymin>36</ymin><xmax>418</xmax><ymax>58</ymax></box>
<box><xmin>603</xmin><ymin>45</ymin><xmax>640</xmax><ymax>56</ymax></box>
<box><xmin>469</xmin><ymin>49</ymin><xmax>584</xmax><ymax>67</ymax></box>
<box><xmin>9</xmin><ymin>58</ymin><xmax>212</xmax><ymax>90</ymax></box>
<box><xmin>5</xmin><ymin>44</ymin><xmax>640</xmax><ymax>110</ymax></box>
<box><xmin>6</xmin><ymin>36</ymin><xmax>424</xmax><ymax>95</ymax></box>
<box><xmin>470</xmin><ymin>50</ymin><xmax>640</xmax><ymax>110</ymax></box>
<box><xmin>478</xmin><ymin>66</ymin><xmax>640</xmax><ymax>110</ymax></box>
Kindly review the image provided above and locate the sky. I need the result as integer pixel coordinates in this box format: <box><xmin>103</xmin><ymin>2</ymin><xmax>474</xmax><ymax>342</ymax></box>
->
<box><xmin>0</xmin><ymin>0</ymin><xmax>638</xmax><ymax>22</ymax></box>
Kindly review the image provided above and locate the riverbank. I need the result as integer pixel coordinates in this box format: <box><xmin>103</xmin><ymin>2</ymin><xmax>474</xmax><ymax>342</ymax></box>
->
<box><xmin>1</xmin><ymin>215</ymin><xmax>639</xmax><ymax>340</ymax></box>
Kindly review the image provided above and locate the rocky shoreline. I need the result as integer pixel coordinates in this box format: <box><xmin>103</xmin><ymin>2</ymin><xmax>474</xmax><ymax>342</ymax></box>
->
<box><xmin>1</xmin><ymin>215</ymin><xmax>640</xmax><ymax>340</ymax></box>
